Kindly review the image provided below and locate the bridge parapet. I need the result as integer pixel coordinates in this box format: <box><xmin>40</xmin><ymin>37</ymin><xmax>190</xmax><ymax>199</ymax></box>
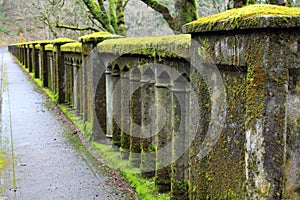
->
<box><xmin>183</xmin><ymin>4</ymin><xmax>300</xmax><ymax>199</ymax></box>
<box><xmin>7</xmin><ymin>4</ymin><xmax>300</xmax><ymax>200</ymax></box>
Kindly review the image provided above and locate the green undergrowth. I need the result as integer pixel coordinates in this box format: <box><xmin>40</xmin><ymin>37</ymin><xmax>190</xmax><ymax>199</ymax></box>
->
<box><xmin>0</xmin><ymin>151</ymin><xmax>5</xmax><ymax>169</ymax></box>
<box><xmin>92</xmin><ymin>142</ymin><xmax>170</xmax><ymax>200</ymax></box>
<box><xmin>0</xmin><ymin>150</ymin><xmax>6</xmax><ymax>193</ymax></box>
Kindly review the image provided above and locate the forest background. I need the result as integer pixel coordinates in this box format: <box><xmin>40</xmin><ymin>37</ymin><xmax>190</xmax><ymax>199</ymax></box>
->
<box><xmin>0</xmin><ymin>0</ymin><xmax>299</xmax><ymax>45</ymax></box>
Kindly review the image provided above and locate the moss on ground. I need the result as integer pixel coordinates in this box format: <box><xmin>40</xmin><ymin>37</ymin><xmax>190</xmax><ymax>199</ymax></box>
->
<box><xmin>92</xmin><ymin>142</ymin><xmax>171</xmax><ymax>200</ymax></box>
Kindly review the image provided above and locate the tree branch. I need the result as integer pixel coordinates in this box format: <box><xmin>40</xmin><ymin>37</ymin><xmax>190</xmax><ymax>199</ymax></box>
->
<box><xmin>140</xmin><ymin>0</ymin><xmax>176</xmax><ymax>30</ymax></box>
<box><xmin>55</xmin><ymin>23</ymin><xmax>102</xmax><ymax>32</ymax></box>
<box><xmin>123</xmin><ymin>0</ymin><xmax>130</xmax><ymax>8</ymax></box>
<box><xmin>82</xmin><ymin>0</ymin><xmax>114</xmax><ymax>33</ymax></box>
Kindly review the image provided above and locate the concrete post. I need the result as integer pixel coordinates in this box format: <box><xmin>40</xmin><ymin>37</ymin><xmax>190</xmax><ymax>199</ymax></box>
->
<box><xmin>154</xmin><ymin>70</ymin><xmax>172</xmax><ymax>192</ymax></box>
<box><xmin>52</xmin><ymin>38</ymin><xmax>76</xmax><ymax>103</ymax></box>
<box><xmin>170</xmin><ymin>75</ymin><xmax>191</xmax><ymax>200</ymax></box>
<box><xmin>120</xmin><ymin>68</ymin><xmax>130</xmax><ymax>159</ymax></box>
<box><xmin>140</xmin><ymin>67</ymin><xmax>156</xmax><ymax>178</ymax></box>
<box><xmin>129</xmin><ymin>68</ymin><xmax>141</xmax><ymax>167</ymax></box>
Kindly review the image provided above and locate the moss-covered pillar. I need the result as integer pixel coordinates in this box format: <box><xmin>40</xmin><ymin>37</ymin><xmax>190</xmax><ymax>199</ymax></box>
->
<box><xmin>286</xmin><ymin>68</ymin><xmax>300</xmax><ymax>199</ymax></box>
<box><xmin>26</xmin><ymin>44</ymin><xmax>32</xmax><ymax>71</ymax></box>
<box><xmin>244</xmin><ymin>33</ymin><xmax>290</xmax><ymax>199</ymax></box>
<box><xmin>170</xmin><ymin>75</ymin><xmax>190</xmax><ymax>200</ymax></box>
<box><xmin>129</xmin><ymin>68</ymin><xmax>141</xmax><ymax>167</ymax></box>
<box><xmin>63</xmin><ymin>55</ymin><xmax>72</xmax><ymax>105</ymax></box>
<box><xmin>39</xmin><ymin>42</ymin><xmax>50</xmax><ymax>87</ymax></box>
<box><xmin>80</xmin><ymin>44</ymin><xmax>92</xmax><ymax>122</ymax></box>
<box><xmin>111</xmin><ymin>66</ymin><xmax>122</xmax><ymax>150</ymax></box>
<box><xmin>183</xmin><ymin>4</ymin><xmax>300</xmax><ymax>199</ymax></box>
<box><xmin>19</xmin><ymin>45</ymin><xmax>23</xmax><ymax>64</ymax></box>
<box><xmin>120</xmin><ymin>68</ymin><xmax>130</xmax><ymax>159</ymax></box>
<box><xmin>21</xmin><ymin>44</ymin><xmax>25</xmax><ymax>66</ymax></box>
<box><xmin>69</xmin><ymin>58</ymin><xmax>74</xmax><ymax>106</ymax></box>
<box><xmin>44</xmin><ymin>44</ymin><xmax>54</xmax><ymax>91</ymax></box>
<box><xmin>29</xmin><ymin>45</ymin><xmax>34</xmax><ymax>72</ymax></box>
<box><xmin>91</xmin><ymin>55</ymin><xmax>107</xmax><ymax>142</ymax></box>
<box><xmin>105</xmin><ymin>67</ymin><xmax>113</xmax><ymax>139</ymax></box>
<box><xmin>52</xmin><ymin>38</ymin><xmax>75</xmax><ymax>103</ymax></box>
<box><xmin>32</xmin><ymin>43</ymin><xmax>40</xmax><ymax>78</ymax></box>
<box><xmin>79</xmin><ymin>32</ymin><xmax>122</xmax><ymax>124</ymax></box>
<box><xmin>140</xmin><ymin>67</ymin><xmax>156</xmax><ymax>178</ymax></box>
<box><xmin>73</xmin><ymin>60</ymin><xmax>81</xmax><ymax>113</ymax></box>
<box><xmin>154</xmin><ymin>70</ymin><xmax>172</xmax><ymax>193</ymax></box>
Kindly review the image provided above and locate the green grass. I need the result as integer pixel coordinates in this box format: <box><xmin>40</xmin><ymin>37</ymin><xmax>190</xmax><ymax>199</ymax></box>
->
<box><xmin>0</xmin><ymin>150</ymin><xmax>7</xmax><ymax>193</ymax></box>
<box><xmin>92</xmin><ymin>142</ymin><xmax>171</xmax><ymax>200</ymax></box>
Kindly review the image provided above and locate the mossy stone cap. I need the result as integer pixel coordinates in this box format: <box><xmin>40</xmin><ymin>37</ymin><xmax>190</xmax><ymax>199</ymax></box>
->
<box><xmin>97</xmin><ymin>34</ymin><xmax>191</xmax><ymax>58</ymax></box>
<box><xmin>78</xmin><ymin>31</ymin><xmax>123</xmax><ymax>43</ymax></box>
<box><xmin>52</xmin><ymin>38</ymin><xmax>76</xmax><ymax>44</ymax></box>
<box><xmin>35</xmin><ymin>40</ymin><xmax>51</xmax><ymax>44</ymax></box>
<box><xmin>183</xmin><ymin>4</ymin><xmax>300</xmax><ymax>33</ymax></box>
<box><xmin>61</xmin><ymin>42</ymin><xmax>82</xmax><ymax>53</ymax></box>
<box><xmin>45</xmin><ymin>44</ymin><xmax>54</xmax><ymax>51</ymax></box>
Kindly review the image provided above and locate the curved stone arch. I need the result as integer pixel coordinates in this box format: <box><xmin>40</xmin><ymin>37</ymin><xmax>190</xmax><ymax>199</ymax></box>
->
<box><xmin>142</xmin><ymin>67</ymin><xmax>155</xmax><ymax>83</ymax></box>
<box><xmin>130</xmin><ymin>67</ymin><xmax>141</xmax><ymax>81</ymax></box>
<box><xmin>75</xmin><ymin>58</ymin><xmax>82</xmax><ymax>66</ymax></box>
<box><xmin>122</xmin><ymin>65</ymin><xmax>130</xmax><ymax>73</ymax></box>
<box><xmin>156</xmin><ymin>70</ymin><xmax>171</xmax><ymax>87</ymax></box>
<box><xmin>106</xmin><ymin>65</ymin><xmax>112</xmax><ymax>73</ymax></box>
<box><xmin>112</xmin><ymin>63</ymin><xmax>120</xmax><ymax>75</ymax></box>
<box><xmin>172</xmin><ymin>73</ymin><xmax>191</xmax><ymax>91</ymax></box>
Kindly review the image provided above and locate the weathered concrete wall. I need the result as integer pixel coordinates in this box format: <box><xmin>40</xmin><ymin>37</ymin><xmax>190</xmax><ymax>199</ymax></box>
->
<box><xmin>183</xmin><ymin>4</ymin><xmax>300</xmax><ymax>200</ymax></box>
<box><xmin>8</xmin><ymin>4</ymin><xmax>300</xmax><ymax>200</ymax></box>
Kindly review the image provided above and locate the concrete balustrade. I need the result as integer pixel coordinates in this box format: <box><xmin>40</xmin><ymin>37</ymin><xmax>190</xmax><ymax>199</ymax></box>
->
<box><xmin>8</xmin><ymin>4</ymin><xmax>300</xmax><ymax>200</ymax></box>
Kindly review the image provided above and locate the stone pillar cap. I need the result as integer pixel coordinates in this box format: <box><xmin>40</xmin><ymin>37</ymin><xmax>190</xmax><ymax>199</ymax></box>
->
<box><xmin>182</xmin><ymin>4</ymin><xmax>300</xmax><ymax>33</ymax></box>
<box><xmin>78</xmin><ymin>31</ymin><xmax>123</xmax><ymax>43</ymax></box>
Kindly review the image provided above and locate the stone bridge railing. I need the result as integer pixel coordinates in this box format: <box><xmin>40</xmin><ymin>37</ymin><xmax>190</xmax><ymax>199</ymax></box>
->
<box><xmin>8</xmin><ymin>5</ymin><xmax>300</xmax><ymax>200</ymax></box>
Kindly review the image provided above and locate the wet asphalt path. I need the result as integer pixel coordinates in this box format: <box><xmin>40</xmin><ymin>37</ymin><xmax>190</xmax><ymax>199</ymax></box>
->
<box><xmin>0</xmin><ymin>46</ymin><xmax>122</xmax><ymax>200</ymax></box>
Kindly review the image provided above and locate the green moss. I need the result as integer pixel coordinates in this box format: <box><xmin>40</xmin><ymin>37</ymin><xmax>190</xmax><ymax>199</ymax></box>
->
<box><xmin>78</xmin><ymin>31</ymin><xmax>122</xmax><ymax>43</ymax></box>
<box><xmin>97</xmin><ymin>34</ymin><xmax>191</xmax><ymax>59</ymax></box>
<box><xmin>45</xmin><ymin>44</ymin><xmax>54</xmax><ymax>51</ymax></box>
<box><xmin>35</xmin><ymin>44</ymin><xmax>41</xmax><ymax>49</ymax></box>
<box><xmin>52</xmin><ymin>38</ymin><xmax>76</xmax><ymax>44</ymax></box>
<box><xmin>61</xmin><ymin>42</ymin><xmax>83</xmax><ymax>53</ymax></box>
<box><xmin>183</xmin><ymin>4</ymin><xmax>300</xmax><ymax>33</ymax></box>
<box><xmin>36</xmin><ymin>40</ymin><xmax>51</xmax><ymax>44</ymax></box>
<box><xmin>92</xmin><ymin>142</ymin><xmax>170</xmax><ymax>200</ymax></box>
<box><xmin>245</xmin><ymin>37</ymin><xmax>265</xmax><ymax>127</ymax></box>
<box><xmin>0</xmin><ymin>150</ymin><xmax>6</xmax><ymax>170</ymax></box>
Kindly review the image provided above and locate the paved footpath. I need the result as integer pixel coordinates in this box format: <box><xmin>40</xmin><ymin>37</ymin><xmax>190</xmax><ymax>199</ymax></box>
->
<box><xmin>0</xmin><ymin>46</ymin><xmax>124</xmax><ymax>200</ymax></box>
